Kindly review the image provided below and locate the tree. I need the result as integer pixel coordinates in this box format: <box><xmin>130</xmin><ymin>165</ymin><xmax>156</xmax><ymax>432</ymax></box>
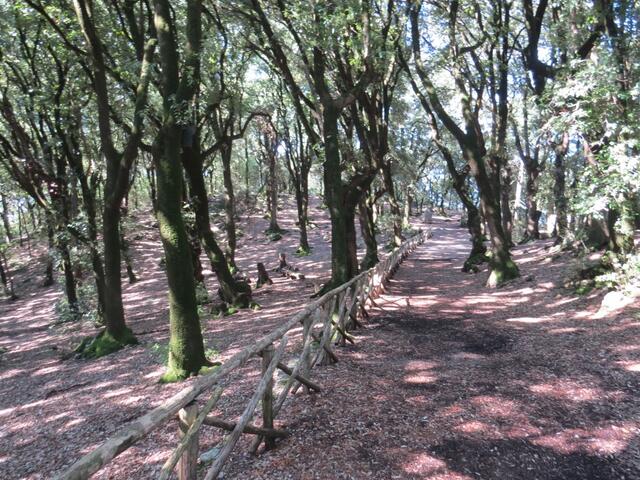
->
<box><xmin>243</xmin><ymin>0</ymin><xmax>378</xmax><ymax>289</ymax></box>
<box><xmin>152</xmin><ymin>0</ymin><xmax>209</xmax><ymax>380</ymax></box>
<box><xmin>404</xmin><ymin>0</ymin><xmax>519</xmax><ymax>286</ymax></box>
<box><xmin>70</xmin><ymin>0</ymin><xmax>155</xmax><ymax>351</ymax></box>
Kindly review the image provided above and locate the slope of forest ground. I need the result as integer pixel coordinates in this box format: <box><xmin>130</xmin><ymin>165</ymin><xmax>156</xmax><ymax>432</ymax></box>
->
<box><xmin>0</xmin><ymin>197</ymin><xmax>402</xmax><ymax>479</ymax></box>
<box><xmin>1</xmin><ymin>206</ymin><xmax>639</xmax><ymax>479</ymax></box>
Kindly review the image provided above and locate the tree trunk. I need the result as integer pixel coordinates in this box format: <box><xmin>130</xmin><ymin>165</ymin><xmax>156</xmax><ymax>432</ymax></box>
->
<box><xmin>322</xmin><ymin>106</ymin><xmax>356</xmax><ymax>286</ymax></box>
<box><xmin>524</xmin><ymin>165</ymin><xmax>540</xmax><ymax>240</ymax></box>
<box><xmin>43</xmin><ymin>225</ymin><xmax>55</xmax><ymax>287</ymax></box>
<box><xmin>467</xmin><ymin>206</ymin><xmax>486</xmax><ymax>257</ymax></box>
<box><xmin>344</xmin><ymin>206</ymin><xmax>358</xmax><ymax>278</ymax></box>
<box><xmin>0</xmin><ymin>251</ymin><xmax>17</xmax><ymax>300</ymax></box>
<box><xmin>153</xmin><ymin>0</ymin><xmax>213</xmax><ymax>381</ymax></box>
<box><xmin>70</xmin><ymin>155</ymin><xmax>106</xmax><ymax>322</ymax></box>
<box><xmin>553</xmin><ymin>133</ymin><xmax>569</xmax><ymax>242</ymax></box>
<box><xmin>71</xmin><ymin>0</ymin><xmax>155</xmax><ymax>352</ymax></box>
<box><xmin>293</xmin><ymin>168</ymin><xmax>311</xmax><ymax>254</ymax></box>
<box><xmin>460</xmin><ymin>200</ymin><xmax>487</xmax><ymax>272</ymax></box>
<box><xmin>120</xmin><ymin>226</ymin><xmax>137</xmax><ymax>284</ymax></box>
<box><xmin>244</xmin><ymin>140</ymin><xmax>251</xmax><ymax>204</ymax></box>
<box><xmin>155</xmin><ymin>128</ymin><xmax>208</xmax><ymax>379</ymax></box>
<box><xmin>465</xmin><ymin>146</ymin><xmax>518</xmax><ymax>287</ymax></box>
<box><xmin>381</xmin><ymin>165</ymin><xmax>402</xmax><ymax>247</ymax></box>
<box><xmin>102</xmin><ymin>204</ymin><xmax>131</xmax><ymax>339</ymax></box>
<box><xmin>402</xmin><ymin>189</ymin><xmax>412</xmax><ymax>230</ymax></box>
<box><xmin>0</xmin><ymin>253</ymin><xmax>8</xmax><ymax>296</ymax></box>
<box><xmin>27</xmin><ymin>202</ymin><xmax>38</xmax><ymax>232</ymax></box>
<box><xmin>182</xmin><ymin>141</ymin><xmax>252</xmax><ymax>308</ymax></box>
<box><xmin>220</xmin><ymin>143</ymin><xmax>237</xmax><ymax>268</ymax></box>
<box><xmin>267</xmin><ymin>142</ymin><xmax>280</xmax><ymax>232</ymax></box>
<box><xmin>617</xmin><ymin>194</ymin><xmax>637</xmax><ymax>254</ymax></box>
<box><xmin>358</xmin><ymin>195</ymin><xmax>378</xmax><ymax>269</ymax></box>
<box><xmin>1</xmin><ymin>194</ymin><xmax>12</xmax><ymax>242</ymax></box>
<box><xmin>500</xmin><ymin>163</ymin><xmax>514</xmax><ymax>246</ymax></box>
<box><xmin>17</xmin><ymin>204</ymin><xmax>24</xmax><ymax>247</ymax></box>
<box><xmin>146</xmin><ymin>164</ymin><xmax>158</xmax><ymax>214</ymax></box>
<box><xmin>59</xmin><ymin>240</ymin><xmax>79</xmax><ymax>314</ymax></box>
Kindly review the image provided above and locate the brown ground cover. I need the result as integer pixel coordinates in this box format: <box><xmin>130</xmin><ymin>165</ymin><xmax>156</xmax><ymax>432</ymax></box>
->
<box><xmin>1</xmin><ymin>209</ymin><xmax>638</xmax><ymax>479</ymax></box>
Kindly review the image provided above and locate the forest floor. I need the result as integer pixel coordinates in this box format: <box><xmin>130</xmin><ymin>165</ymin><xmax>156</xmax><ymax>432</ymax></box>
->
<box><xmin>1</xmin><ymin>205</ymin><xmax>640</xmax><ymax>479</ymax></box>
<box><xmin>221</xmin><ymin>218</ymin><xmax>640</xmax><ymax>480</ymax></box>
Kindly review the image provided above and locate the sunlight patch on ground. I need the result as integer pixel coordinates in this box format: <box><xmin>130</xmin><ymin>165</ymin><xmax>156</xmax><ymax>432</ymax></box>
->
<box><xmin>615</xmin><ymin>360</ymin><xmax>640</xmax><ymax>372</ymax></box>
<box><xmin>456</xmin><ymin>420</ymin><xmax>491</xmax><ymax>434</ymax></box>
<box><xmin>450</xmin><ymin>351</ymin><xmax>486</xmax><ymax>361</ymax></box>
<box><xmin>610</xmin><ymin>344</ymin><xmax>640</xmax><ymax>353</ymax></box>
<box><xmin>404</xmin><ymin>372</ymin><xmax>438</xmax><ymax>385</ymax></box>
<box><xmin>63</xmin><ymin>418</ymin><xmax>84</xmax><ymax>429</ymax></box>
<box><xmin>0</xmin><ymin>368</ymin><xmax>26</xmax><ymax>381</ymax></box>
<box><xmin>608</xmin><ymin>321</ymin><xmax>640</xmax><ymax>333</ymax></box>
<box><xmin>404</xmin><ymin>360</ymin><xmax>439</xmax><ymax>385</ymax></box>
<box><xmin>470</xmin><ymin>396</ymin><xmax>520</xmax><ymax>419</ymax></box>
<box><xmin>0</xmin><ymin>407</ymin><xmax>14</xmax><ymax>419</ymax></box>
<box><xmin>401</xmin><ymin>451</ymin><xmax>449</xmax><ymax>476</ymax></box>
<box><xmin>547</xmin><ymin>327</ymin><xmax>584</xmax><ymax>334</ymax></box>
<box><xmin>506</xmin><ymin>316</ymin><xmax>550</xmax><ymax>324</ymax></box>
<box><xmin>104</xmin><ymin>388</ymin><xmax>131</xmax><ymax>398</ymax></box>
<box><xmin>532</xmin><ymin>422</ymin><xmax>638</xmax><ymax>455</ymax></box>
<box><xmin>30</xmin><ymin>365</ymin><xmax>61</xmax><ymax>377</ymax></box>
<box><xmin>529</xmin><ymin>380</ymin><xmax>625</xmax><ymax>402</ymax></box>
<box><xmin>503</xmin><ymin>424</ymin><xmax>544</xmax><ymax>438</ymax></box>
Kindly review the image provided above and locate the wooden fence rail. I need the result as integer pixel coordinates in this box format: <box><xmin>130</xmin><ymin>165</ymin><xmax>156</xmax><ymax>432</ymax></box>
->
<box><xmin>54</xmin><ymin>230</ymin><xmax>426</xmax><ymax>480</ymax></box>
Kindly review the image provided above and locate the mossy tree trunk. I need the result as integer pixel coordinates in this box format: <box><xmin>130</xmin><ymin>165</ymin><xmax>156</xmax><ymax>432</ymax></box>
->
<box><xmin>405</xmin><ymin>72</ymin><xmax>487</xmax><ymax>271</ymax></box>
<box><xmin>154</xmin><ymin>0</ymin><xmax>208</xmax><ymax>380</ymax></box>
<box><xmin>220</xmin><ymin>142</ymin><xmax>238</xmax><ymax>268</ymax></box>
<box><xmin>174</xmin><ymin>9</ymin><xmax>252</xmax><ymax>308</ymax></box>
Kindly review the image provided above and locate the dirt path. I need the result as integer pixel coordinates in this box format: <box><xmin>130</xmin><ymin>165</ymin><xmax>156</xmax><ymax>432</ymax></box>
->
<box><xmin>224</xmin><ymin>218</ymin><xmax>640</xmax><ymax>480</ymax></box>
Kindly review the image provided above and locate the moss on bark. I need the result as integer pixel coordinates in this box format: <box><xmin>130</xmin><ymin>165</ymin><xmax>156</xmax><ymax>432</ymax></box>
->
<box><xmin>487</xmin><ymin>257</ymin><xmax>520</xmax><ymax>287</ymax></box>
<box><xmin>75</xmin><ymin>327</ymin><xmax>138</xmax><ymax>359</ymax></box>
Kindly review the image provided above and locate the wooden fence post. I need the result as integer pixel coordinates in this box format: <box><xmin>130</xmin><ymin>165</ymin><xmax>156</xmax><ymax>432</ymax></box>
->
<box><xmin>261</xmin><ymin>343</ymin><xmax>276</xmax><ymax>450</ymax></box>
<box><xmin>178</xmin><ymin>402</ymin><xmax>199</xmax><ymax>480</ymax></box>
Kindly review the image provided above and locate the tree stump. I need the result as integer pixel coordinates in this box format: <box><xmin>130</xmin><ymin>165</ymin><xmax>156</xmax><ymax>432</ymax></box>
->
<box><xmin>256</xmin><ymin>262</ymin><xmax>273</xmax><ymax>288</ymax></box>
<box><xmin>274</xmin><ymin>253</ymin><xmax>305</xmax><ymax>280</ymax></box>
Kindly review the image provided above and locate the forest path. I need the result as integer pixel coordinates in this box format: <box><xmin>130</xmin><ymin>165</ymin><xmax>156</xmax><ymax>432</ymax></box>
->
<box><xmin>227</xmin><ymin>217</ymin><xmax>640</xmax><ymax>480</ymax></box>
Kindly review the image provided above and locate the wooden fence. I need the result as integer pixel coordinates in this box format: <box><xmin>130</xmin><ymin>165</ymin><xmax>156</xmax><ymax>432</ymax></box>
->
<box><xmin>55</xmin><ymin>230</ymin><xmax>426</xmax><ymax>480</ymax></box>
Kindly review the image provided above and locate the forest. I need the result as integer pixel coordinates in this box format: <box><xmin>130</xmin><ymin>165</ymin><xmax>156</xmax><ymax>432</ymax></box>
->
<box><xmin>0</xmin><ymin>1</ymin><xmax>638</xmax><ymax>479</ymax></box>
